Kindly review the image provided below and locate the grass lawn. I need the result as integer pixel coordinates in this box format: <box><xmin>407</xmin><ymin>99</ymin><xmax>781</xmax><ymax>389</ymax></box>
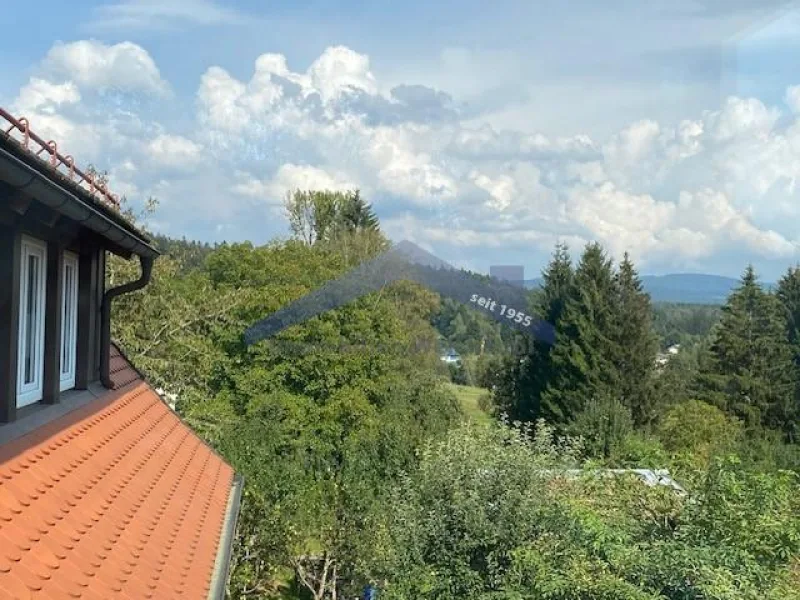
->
<box><xmin>445</xmin><ymin>382</ymin><xmax>493</xmax><ymax>426</ymax></box>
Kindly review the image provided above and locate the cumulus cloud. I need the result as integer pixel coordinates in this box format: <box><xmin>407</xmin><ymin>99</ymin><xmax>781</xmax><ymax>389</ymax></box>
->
<box><xmin>15</xmin><ymin>78</ymin><xmax>81</xmax><ymax>112</ymax></box>
<box><xmin>12</xmin><ymin>40</ymin><xmax>800</xmax><ymax>275</ymax></box>
<box><xmin>147</xmin><ymin>134</ymin><xmax>203</xmax><ymax>168</ymax></box>
<box><xmin>42</xmin><ymin>40</ymin><xmax>169</xmax><ymax>96</ymax></box>
<box><xmin>234</xmin><ymin>164</ymin><xmax>357</xmax><ymax>204</ymax></box>
<box><xmin>308</xmin><ymin>46</ymin><xmax>378</xmax><ymax>102</ymax></box>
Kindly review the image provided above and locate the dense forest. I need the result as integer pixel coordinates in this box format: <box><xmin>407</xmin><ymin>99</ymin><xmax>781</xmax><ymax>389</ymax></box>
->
<box><xmin>109</xmin><ymin>190</ymin><xmax>800</xmax><ymax>599</ymax></box>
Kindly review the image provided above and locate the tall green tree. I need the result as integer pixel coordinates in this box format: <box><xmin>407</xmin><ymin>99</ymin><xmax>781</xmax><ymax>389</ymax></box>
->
<box><xmin>776</xmin><ymin>266</ymin><xmax>800</xmax><ymax>442</ymax></box>
<box><xmin>285</xmin><ymin>189</ymin><xmax>388</xmax><ymax>267</ymax></box>
<box><xmin>285</xmin><ymin>189</ymin><xmax>381</xmax><ymax>243</ymax></box>
<box><xmin>540</xmin><ymin>243</ymin><xmax>620</xmax><ymax>426</ymax></box>
<box><xmin>613</xmin><ymin>253</ymin><xmax>659</xmax><ymax>426</ymax></box>
<box><xmin>494</xmin><ymin>243</ymin><xmax>573</xmax><ymax>422</ymax></box>
<box><xmin>524</xmin><ymin>243</ymin><xmax>574</xmax><ymax>420</ymax></box>
<box><xmin>697</xmin><ymin>266</ymin><xmax>797</xmax><ymax>436</ymax></box>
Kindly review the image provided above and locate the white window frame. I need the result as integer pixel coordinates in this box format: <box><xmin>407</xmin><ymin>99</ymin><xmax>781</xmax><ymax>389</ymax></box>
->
<box><xmin>17</xmin><ymin>236</ymin><xmax>47</xmax><ymax>407</ymax></box>
<box><xmin>60</xmin><ymin>251</ymin><xmax>79</xmax><ymax>392</ymax></box>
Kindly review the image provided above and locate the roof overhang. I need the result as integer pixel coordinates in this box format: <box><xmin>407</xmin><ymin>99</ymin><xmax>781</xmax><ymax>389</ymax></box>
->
<box><xmin>0</xmin><ymin>137</ymin><xmax>159</xmax><ymax>260</ymax></box>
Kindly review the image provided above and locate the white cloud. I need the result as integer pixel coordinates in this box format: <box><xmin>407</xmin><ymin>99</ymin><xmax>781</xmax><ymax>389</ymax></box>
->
<box><xmin>147</xmin><ymin>134</ymin><xmax>203</xmax><ymax>168</ymax></box>
<box><xmin>308</xmin><ymin>46</ymin><xmax>378</xmax><ymax>102</ymax></box>
<box><xmin>12</xmin><ymin>79</ymin><xmax>87</xmax><ymax>152</ymax></box>
<box><xmin>362</xmin><ymin>125</ymin><xmax>458</xmax><ymax>203</ymax></box>
<box><xmin>787</xmin><ymin>85</ymin><xmax>800</xmax><ymax>114</ymax></box>
<box><xmin>15</xmin><ymin>78</ymin><xmax>80</xmax><ymax>112</ymax></box>
<box><xmin>197</xmin><ymin>67</ymin><xmax>251</xmax><ymax>133</ymax></box>
<box><xmin>709</xmin><ymin>96</ymin><xmax>780</xmax><ymax>142</ymax></box>
<box><xmin>14</xmin><ymin>39</ymin><xmax>800</xmax><ymax>275</ymax></box>
<box><xmin>88</xmin><ymin>0</ymin><xmax>252</xmax><ymax>31</ymax></box>
<box><xmin>234</xmin><ymin>164</ymin><xmax>357</xmax><ymax>204</ymax></box>
<box><xmin>470</xmin><ymin>171</ymin><xmax>516</xmax><ymax>211</ymax></box>
<box><xmin>42</xmin><ymin>40</ymin><xmax>169</xmax><ymax>96</ymax></box>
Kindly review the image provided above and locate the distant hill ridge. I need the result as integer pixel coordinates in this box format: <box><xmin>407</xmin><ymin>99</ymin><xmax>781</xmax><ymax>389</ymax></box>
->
<box><xmin>523</xmin><ymin>273</ymin><xmax>776</xmax><ymax>305</ymax></box>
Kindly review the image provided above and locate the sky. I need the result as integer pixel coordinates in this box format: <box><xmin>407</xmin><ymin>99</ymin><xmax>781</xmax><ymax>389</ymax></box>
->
<box><xmin>2</xmin><ymin>0</ymin><xmax>800</xmax><ymax>279</ymax></box>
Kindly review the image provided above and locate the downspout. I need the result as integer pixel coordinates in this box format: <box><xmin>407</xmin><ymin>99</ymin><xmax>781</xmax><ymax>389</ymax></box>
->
<box><xmin>100</xmin><ymin>255</ymin><xmax>154</xmax><ymax>388</ymax></box>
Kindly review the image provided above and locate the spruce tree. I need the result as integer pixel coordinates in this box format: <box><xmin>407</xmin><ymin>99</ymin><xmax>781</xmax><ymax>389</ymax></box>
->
<box><xmin>697</xmin><ymin>266</ymin><xmax>796</xmax><ymax>434</ymax></box>
<box><xmin>776</xmin><ymin>266</ymin><xmax>800</xmax><ymax>362</ymax></box>
<box><xmin>612</xmin><ymin>253</ymin><xmax>659</xmax><ymax>427</ymax></box>
<box><xmin>540</xmin><ymin>243</ymin><xmax>619</xmax><ymax>426</ymax></box>
<box><xmin>775</xmin><ymin>266</ymin><xmax>800</xmax><ymax>441</ymax></box>
<box><xmin>496</xmin><ymin>243</ymin><xmax>574</xmax><ymax>422</ymax></box>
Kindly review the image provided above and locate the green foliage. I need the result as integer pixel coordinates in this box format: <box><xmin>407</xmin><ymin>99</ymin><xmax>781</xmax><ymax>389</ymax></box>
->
<box><xmin>111</xmin><ymin>215</ymin><xmax>462</xmax><ymax>598</ymax></box>
<box><xmin>496</xmin><ymin>244</ymin><xmax>657</xmax><ymax>435</ymax></box>
<box><xmin>371</xmin><ymin>424</ymin><xmax>800</xmax><ymax>600</ymax></box>
<box><xmin>152</xmin><ymin>234</ymin><xmax>216</xmax><ymax>272</ymax></box>
<box><xmin>652</xmin><ymin>303</ymin><xmax>721</xmax><ymax>349</ymax></box>
<box><xmin>776</xmin><ymin>266</ymin><xmax>800</xmax><ymax>443</ymax></box>
<box><xmin>613</xmin><ymin>253</ymin><xmax>659</xmax><ymax>426</ymax></box>
<box><xmin>110</xmin><ymin>200</ymin><xmax>800</xmax><ymax>599</ymax></box>
<box><xmin>609</xmin><ymin>432</ymin><xmax>670</xmax><ymax>469</ymax></box>
<box><xmin>521</xmin><ymin>243</ymin><xmax>575</xmax><ymax>422</ymax></box>
<box><xmin>657</xmin><ymin>400</ymin><xmax>743</xmax><ymax>471</ymax></box>
<box><xmin>433</xmin><ymin>297</ymin><xmax>511</xmax><ymax>355</ymax></box>
<box><xmin>284</xmin><ymin>188</ymin><xmax>387</xmax><ymax>268</ymax></box>
<box><xmin>570</xmin><ymin>396</ymin><xmax>634</xmax><ymax>459</ymax></box>
<box><xmin>696</xmin><ymin>266</ymin><xmax>797</xmax><ymax>435</ymax></box>
<box><xmin>540</xmin><ymin>243</ymin><xmax>621</xmax><ymax>425</ymax></box>
<box><xmin>449</xmin><ymin>362</ymin><xmax>473</xmax><ymax>386</ymax></box>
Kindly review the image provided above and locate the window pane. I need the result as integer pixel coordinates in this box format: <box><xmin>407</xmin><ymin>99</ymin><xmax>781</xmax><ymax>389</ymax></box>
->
<box><xmin>24</xmin><ymin>254</ymin><xmax>39</xmax><ymax>385</ymax></box>
<box><xmin>62</xmin><ymin>266</ymin><xmax>68</xmax><ymax>370</ymax></box>
<box><xmin>62</xmin><ymin>264</ymin><xmax>75</xmax><ymax>374</ymax></box>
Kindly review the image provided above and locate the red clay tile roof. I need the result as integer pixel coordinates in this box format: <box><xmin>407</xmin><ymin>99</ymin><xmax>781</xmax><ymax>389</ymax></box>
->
<box><xmin>108</xmin><ymin>344</ymin><xmax>142</xmax><ymax>390</ymax></box>
<box><xmin>0</xmin><ymin>348</ymin><xmax>238</xmax><ymax>599</ymax></box>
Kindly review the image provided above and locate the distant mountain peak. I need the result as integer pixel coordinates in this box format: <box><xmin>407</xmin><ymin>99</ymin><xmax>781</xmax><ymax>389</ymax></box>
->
<box><xmin>392</xmin><ymin>240</ymin><xmax>455</xmax><ymax>270</ymax></box>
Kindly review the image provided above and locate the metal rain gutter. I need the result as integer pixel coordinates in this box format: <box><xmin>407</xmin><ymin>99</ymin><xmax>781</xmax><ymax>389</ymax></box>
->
<box><xmin>100</xmin><ymin>255</ymin><xmax>155</xmax><ymax>389</ymax></box>
<box><xmin>208</xmin><ymin>474</ymin><xmax>244</xmax><ymax>600</ymax></box>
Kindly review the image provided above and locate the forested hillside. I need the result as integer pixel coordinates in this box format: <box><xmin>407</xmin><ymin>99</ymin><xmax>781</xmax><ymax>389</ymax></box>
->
<box><xmin>110</xmin><ymin>190</ymin><xmax>800</xmax><ymax>599</ymax></box>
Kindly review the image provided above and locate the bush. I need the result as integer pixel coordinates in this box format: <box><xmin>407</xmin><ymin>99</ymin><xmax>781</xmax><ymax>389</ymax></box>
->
<box><xmin>570</xmin><ymin>396</ymin><xmax>634</xmax><ymax>459</ymax></box>
<box><xmin>658</xmin><ymin>399</ymin><xmax>743</xmax><ymax>469</ymax></box>
<box><xmin>610</xmin><ymin>432</ymin><xmax>670</xmax><ymax>468</ymax></box>
<box><xmin>473</xmin><ymin>353</ymin><xmax>505</xmax><ymax>390</ymax></box>
<box><xmin>369</xmin><ymin>423</ymin><xmax>800</xmax><ymax>600</ymax></box>
<box><xmin>477</xmin><ymin>391</ymin><xmax>494</xmax><ymax>415</ymax></box>
<box><xmin>448</xmin><ymin>362</ymin><xmax>473</xmax><ymax>386</ymax></box>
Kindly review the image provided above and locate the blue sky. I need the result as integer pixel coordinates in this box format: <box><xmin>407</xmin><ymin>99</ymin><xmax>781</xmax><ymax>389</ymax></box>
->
<box><xmin>2</xmin><ymin>0</ymin><xmax>800</xmax><ymax>279</ymax></box>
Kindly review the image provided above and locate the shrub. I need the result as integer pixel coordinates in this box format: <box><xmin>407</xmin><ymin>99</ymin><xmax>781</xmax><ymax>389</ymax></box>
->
<box><xmin>570</xmin><ymin>396</ymin><xmax>634</xmax><ymax>459</ymax></box>
<box><xmin>658</xmin><ymin>400</ymin><xmax>743</xmax><ymax>469</ymax></box>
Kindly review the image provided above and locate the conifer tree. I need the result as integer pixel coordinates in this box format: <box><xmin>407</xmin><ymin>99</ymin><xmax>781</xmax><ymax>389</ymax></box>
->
<box><xmin>776</xmin><ymin>266</ymin><xmax>800</xmax><ymax>362</ymax></box>
<box><xmin>495</xmin><ymin>244</ymin><xmax>573</xmax><ymax>421</ymax></box>
<box><xmin>697</xmin><ymin>266</ymin><xmax>796</xmax><ymax>435</ymax></box>
<box><xmin>523</xmin><ymin>243</ymin><xmax>574</xmax><ymax>420</ymax></box>
<box><xmin>612</xmin><ymin>253</ymin><xmax>659</xmax><ymax>426</ymax></box>
<box><xmin>540</xmin><ymin>243</ymin><xmax>619</xmax><ymax>426</ymax></box>
<box><xmin>775</xmin><ymin>266</ymin><xmax>800</xmax><ymax>441</ymax></box>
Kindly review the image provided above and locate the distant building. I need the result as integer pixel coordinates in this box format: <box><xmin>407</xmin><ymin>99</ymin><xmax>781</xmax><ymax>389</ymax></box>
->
<box><xmin>655</xmin><ymin>344</ymin><xmax>681</xmax><ymax>369</ymax></box>
<box><xmin>440</xmin><ymin>348</ymin><xmax>462</xmax><ymax>364</ymax></box>
<box><xmin>490</xmin><ymin>265</ymin><xmax>525</xmax><ymax>288</ymax></box>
